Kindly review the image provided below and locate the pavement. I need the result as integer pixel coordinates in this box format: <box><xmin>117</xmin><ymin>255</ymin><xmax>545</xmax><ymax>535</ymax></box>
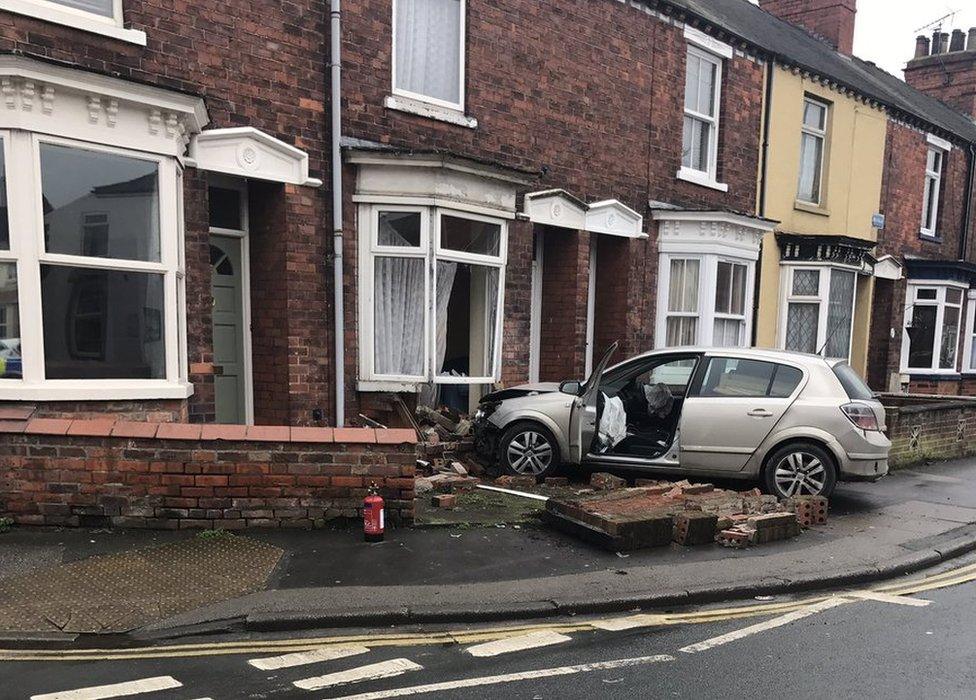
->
<box><xmin>2</xmin><ymin>458</ymin><xmax>976</xmax><ymax>642</ymax></box>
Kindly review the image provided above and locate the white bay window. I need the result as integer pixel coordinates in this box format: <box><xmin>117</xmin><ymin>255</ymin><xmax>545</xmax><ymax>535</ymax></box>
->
<box><xmin>362</xmin><ymin>205</ymin><xmax>505</xmax><ymax>385</ymax></box>
<box><xmin>780</xmin><ymin>266</ymin><xmax>856</xmax><ymax>360</ymax></box>
<box><xmin>0</xmin><ymin>0</ymin><xmax>146</xmax><ymax>44</ymax></box>
<box><xmin>901</xmin><ymin>282</ymin><xmax>964</xmax><ymax>374</ymax></box>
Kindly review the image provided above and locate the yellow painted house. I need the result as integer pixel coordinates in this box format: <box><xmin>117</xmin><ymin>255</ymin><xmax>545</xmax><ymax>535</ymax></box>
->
<box><xmin>755</xmin><ymin>64</ymin><xmax>888</xmax><ymax>375</ymax></box>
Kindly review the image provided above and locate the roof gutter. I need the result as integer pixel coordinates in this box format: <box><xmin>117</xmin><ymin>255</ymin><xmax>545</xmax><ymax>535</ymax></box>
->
<box><xmin>330</xmin><ymin>0</ymin><xmax>345</xmax><ymax>427</ymax></box>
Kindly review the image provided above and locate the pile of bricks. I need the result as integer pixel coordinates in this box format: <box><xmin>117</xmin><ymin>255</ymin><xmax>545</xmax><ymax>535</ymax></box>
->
<box><xmin>543</xmin><ymin>474</ymin><xmax>826</xmax><ymax>552</ymax></box>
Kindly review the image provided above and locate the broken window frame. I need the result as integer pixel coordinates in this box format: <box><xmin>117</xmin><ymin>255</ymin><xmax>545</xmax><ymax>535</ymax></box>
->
<box><xmin>359</xmin><ymin>203</ymin><xmax>507</xmax><ymax>388</ymax></box>
<box><xmin>900</xmin><ymin>281</ymin><xmax>966</xmax><ymax>374</ymax></box>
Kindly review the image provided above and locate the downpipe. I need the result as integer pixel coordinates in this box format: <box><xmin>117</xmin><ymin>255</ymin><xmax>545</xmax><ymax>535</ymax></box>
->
<box><xmin>330</xmin><ymin>0</ymin><xmax>345</xmax><ymax>427</ymax></box>
<box><xmin>961</xmin><ymin>143</ymin><xmax>976</xmax><ymax>262</ymax></box>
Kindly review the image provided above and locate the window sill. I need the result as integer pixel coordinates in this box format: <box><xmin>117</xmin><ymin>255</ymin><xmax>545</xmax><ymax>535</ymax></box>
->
<box><xmin>904</xmin><ymin>371</ymin><xmax>962</xmax><ymax>380</ymax></box>
<box><xmin>384</xmin><ymin>94</ymin><xmax>478</xmax><ymax>129</ymax></box>
<box><xmin>0</xmin><ymin>0</ymin><xmax>147</xmax><ymax>45</ymax></box>
<box><xmin>794</xmin><ymin>200</ymin><xmax>831</xmax><ymax>217</ymax></box>
<box><xmin>919</xmin><ymin>230</ymin><xmax>943</xmax><ymax>243</ymax></box>
<box><xmin>0</xmin><ymin>380</ymin><xmax>193</xmax><ymax>402</ymax></box>
<box><xmin>358</xmin><ymin>380</ymin><xmax>423</xmax><ymax>394</ymax></box>
<box><xmin>676</xmin><ymin>167</ymin><xmax>728</xmax><ymax>192</ymax></box>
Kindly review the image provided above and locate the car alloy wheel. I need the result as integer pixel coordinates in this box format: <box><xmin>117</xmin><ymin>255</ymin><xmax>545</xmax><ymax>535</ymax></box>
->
<box><xmin>506</xmin><ymin>430</ymin><xmax>554</xmax><ymax>476</ymax></box>
<box><xmin>773</xmin><ymin>450</ymin><xmax>828</xmax><ymax>497</ymax></box>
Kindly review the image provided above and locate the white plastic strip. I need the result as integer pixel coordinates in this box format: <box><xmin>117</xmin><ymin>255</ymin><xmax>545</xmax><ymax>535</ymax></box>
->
<box><xmin>293</xmin><ymin>659</ymin><xmax>423</xmax><ymax>691</ymax></box>
<box><xmin>474</xmin><ymin>484</ymin><xmax>549</xmax><ymax>502</ymax></box>
<box><xmin>249</xmin><ymin>645</ymin><xmax>370</xmax><ymax>670</ymax></box>
<box><xmin>31</xmin><ymin>676</ymin><xmax>182</xmax><ymax>700</ymax></box>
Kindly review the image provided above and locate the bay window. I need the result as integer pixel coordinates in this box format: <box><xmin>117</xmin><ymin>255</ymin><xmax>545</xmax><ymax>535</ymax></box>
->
<box><xmin>921</xmin><ymin>146</ymin><xmax>945</xmax><ymax>238</ymax></box>
<box><xmin>393</xmin><ymin>0</ymin><xmax>465</xmax><ymax>110</ymax></box>
<box><xmin>362</xmin><ymin>205</ymin><xmax>505</xmax><ymax>385</ymax></box>
<box><xmin>781</xmin><ymin>266</ymin><xmax>856</xmax><ymax>360</ymax></box>
<box><xmin>0</xmin><ymin>132</ymin><xmax>185</xmax><ymax>399</ymax></box>
<box><xmin>658</xmin><ymin>254</ymin><xmax>754</xmax><ymax>348</ymax></box>
<box><xmin>0</xmin><ymin>0</ymin><xmax>146</xmax><ymax>44</ymax></box>
<box><xmin>901</xmin><ymin>283</ymin><xmax>964</xmax><ymax>374</ymax></box>
<box><xmin>797</xmin><ymin>97</ymin><xmax>829</xmax><ymax>206</ymax></box>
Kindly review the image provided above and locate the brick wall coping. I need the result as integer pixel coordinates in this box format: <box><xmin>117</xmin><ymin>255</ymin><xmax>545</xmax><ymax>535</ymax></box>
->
<box><xmin>879</xmin><ymin>393</ymin><xmax>976</xmax><ymax>414</ymax></box>
<box><xmin>0</xmin><ymin>416</ymin><xmax>417</xmax><ymax>445</ymax></box>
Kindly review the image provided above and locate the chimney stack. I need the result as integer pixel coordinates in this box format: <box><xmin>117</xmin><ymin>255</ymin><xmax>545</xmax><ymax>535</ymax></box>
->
<box><xmin>907</xmin><ymin>26</ymin><xmax>976</xmax><ymax>119</ymax></box>
<box><xmin>950</xmin><ymin>29</ymin><xmax>967</xmax><ymax>52</ymax></box>
<box><xmin>759</xmin><ymin>0</ymin><xmax>858</xmax><ymax>55</ymax></box>
<box><xmin>915</xmin><ymin>35</ymin><xmax>931</xmax><ymax>59</ymax></box>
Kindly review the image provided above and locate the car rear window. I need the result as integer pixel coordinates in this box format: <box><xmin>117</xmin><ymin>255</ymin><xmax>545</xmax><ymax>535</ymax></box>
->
<box><xmin>832</xmin><ymin>362</ymin><xmax>874</xmax><ymax>400</ymax></box>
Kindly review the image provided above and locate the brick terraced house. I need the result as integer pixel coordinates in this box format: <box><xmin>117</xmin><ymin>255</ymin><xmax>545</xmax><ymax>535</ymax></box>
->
<box><xmin>1</xmin><ymin>0</ymin><xmax>976</xmax><ymax>530</ymax></box>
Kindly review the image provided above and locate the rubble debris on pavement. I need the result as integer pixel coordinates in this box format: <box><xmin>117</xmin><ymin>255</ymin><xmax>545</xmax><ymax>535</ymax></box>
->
<box><xmin>543</xmin><ymin>480</ymin><xmax>828</xmax><ymax>552</ymax></box>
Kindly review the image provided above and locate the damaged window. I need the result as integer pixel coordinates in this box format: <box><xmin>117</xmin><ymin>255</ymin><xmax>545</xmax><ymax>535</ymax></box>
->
<box><xmin>904</xmin><ymin>284</ymin><xmax>964</xmax><ymax>373</ymax></box>
<box><xmin>364</xmin><ymin>206</ymin><xmax>505</xmax><ymax>384</ymax></box>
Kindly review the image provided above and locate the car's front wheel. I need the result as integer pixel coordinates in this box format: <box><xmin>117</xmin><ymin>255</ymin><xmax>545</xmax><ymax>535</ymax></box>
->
<box><xmin>762</xmin><ymin>442</ymin><xmax>837</xmax><ymax>499</ymax></box>
<box><xmin>498</xmin><ymin>422</ymin><xmax>560</xmax><ymax>479</ymax></box>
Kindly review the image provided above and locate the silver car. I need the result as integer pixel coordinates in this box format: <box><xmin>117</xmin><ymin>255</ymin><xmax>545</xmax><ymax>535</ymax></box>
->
<box><xmin>473</xmin><ymin>345</ymin><xmax>890</xmax><ymax>498</ymax></box>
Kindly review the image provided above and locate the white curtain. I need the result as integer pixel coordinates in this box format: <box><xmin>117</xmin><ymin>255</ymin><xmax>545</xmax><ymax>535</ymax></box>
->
<box><xmin>53</xmin><ymin>0</ymin><xmax>114</xmax><ymax>17</ymax></box>
<box><xmin>483</xmin><ymin>267</ymin><xmax>499</xmax><ymax>377</ymax></box>
<box><xmin>395</xmin><ymin>0</ymin><xmax>462</xmax><ymax>104</ymax></box>
<box><xmin>435</xmin><ymin>260</ymin><xmax>458</xmax><ymax>374</ymax></box>
<box><xmin>374</xmin><ymin>257</ymin><xmax>426</xmax><ymax>376</ymax></box>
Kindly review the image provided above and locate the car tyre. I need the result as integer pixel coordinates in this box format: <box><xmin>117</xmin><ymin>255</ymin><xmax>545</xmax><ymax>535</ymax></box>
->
<box><xmin>762</xmin><ymin>441</ymin><xmax>837</xmax><ymax>499</ymax></box>
<box><xmin>498</xmin><ymin>422</ymin><xmax>560</xmax><ymax>480</ymax></box>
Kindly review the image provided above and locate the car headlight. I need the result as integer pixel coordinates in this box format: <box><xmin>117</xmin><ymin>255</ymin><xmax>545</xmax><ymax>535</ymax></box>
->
<box><xmin>475</xmin><ymin>400</ymin><xmax>501</xmax><ymax>422</ymax></box>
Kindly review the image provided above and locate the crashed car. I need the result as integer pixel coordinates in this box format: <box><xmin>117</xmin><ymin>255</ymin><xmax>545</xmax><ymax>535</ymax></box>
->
<box><xmin>473</xmin><ymin>344</ymin><xmax>890</xmax><ymax>498</ymax></box>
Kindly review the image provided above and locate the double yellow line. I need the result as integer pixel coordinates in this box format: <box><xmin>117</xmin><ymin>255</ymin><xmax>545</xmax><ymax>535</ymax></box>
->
<box><xmin>4</xmin><ymin>561</ymin><xmax>976</xmax><ymax>663</ymax></box>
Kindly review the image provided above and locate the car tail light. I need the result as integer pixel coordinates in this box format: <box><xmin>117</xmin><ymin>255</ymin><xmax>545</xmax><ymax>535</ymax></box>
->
<box><xmin>841</xmin><ymin>402</ymin><xmax>880</xmax><ymax>431</ymax></box>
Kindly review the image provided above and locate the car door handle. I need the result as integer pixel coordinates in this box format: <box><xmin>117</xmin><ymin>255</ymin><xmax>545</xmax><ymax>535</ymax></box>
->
<box><xmin>747</xmin><ymin>408</ymin><xmax>773</xmax><ymax>418</ymax></box>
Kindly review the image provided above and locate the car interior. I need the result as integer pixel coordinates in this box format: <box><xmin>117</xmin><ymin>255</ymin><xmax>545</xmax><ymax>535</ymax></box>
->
<box><xmin>593</xmin><ymin>354</ymin><xmax>700</xmax><ymax>459</ymax></box>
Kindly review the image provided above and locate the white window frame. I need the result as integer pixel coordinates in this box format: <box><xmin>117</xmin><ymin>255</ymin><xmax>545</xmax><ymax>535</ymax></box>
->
<box><xmin>678</xmin><ymin>43</ymin><xmax>728</xmax><ymax>192</ymax></box>
<box><xmin>391</xmin><ymin>0</ymin><xmax>466</xmax><ymax>113</ymax></box>
<box><xmin>797</xmin><ymin>96</ymin><xmax>829</xmax><ymax>206</ymax></box>
<box><xmin>358</xmin><ymin>202</ymin><xmax>507</xmax><ymax>388</ymax></box>
<box><xmin>656</xmin><ymin>253</ymin><xmax>756</xmax><ymax>348</ymax></box>
<box><xmin>900</xmin><ymin>280</ymin><xmax>966</xmax><ymax>375</ymax></box>
<box><xmin>920</xmin><ymin>145</ymin><xmax>946</xmax><ymax>239</ymax></box>
<box><xmin>0</xmin><ymin>0</ymin><xmax>146</xmax><ymax>45</ymax></box>
<box><xmin>0</xmin><ymin>130</ymin><xmax>188</xmax><ymax>401</ymax></box>
<box><xmin>778</xmin><ymin>264</ymin><xmax>857</xmax><ymax>361</ymax></box>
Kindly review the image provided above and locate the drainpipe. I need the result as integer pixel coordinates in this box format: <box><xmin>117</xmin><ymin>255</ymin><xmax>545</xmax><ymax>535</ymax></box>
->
<box><xmin>961</xmin><ymin>143</ymin><xmax>976</xmax><ymax>262</ymax></box>
<box><xmin>758</xmin><ymin>60</ymin><xmax>774</xmax><ymax>218</ymax></box>
<box><xmin>330</xmin><ymin>0</ymin><xmax>345</xmax><ymax>427</ymax></box>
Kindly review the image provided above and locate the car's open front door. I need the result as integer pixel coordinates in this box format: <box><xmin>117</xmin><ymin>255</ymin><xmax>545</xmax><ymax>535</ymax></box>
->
<box><xmin>569</xmin><ymin>342</ymin><xmax>619</xmax><ymax>463</ymax></box>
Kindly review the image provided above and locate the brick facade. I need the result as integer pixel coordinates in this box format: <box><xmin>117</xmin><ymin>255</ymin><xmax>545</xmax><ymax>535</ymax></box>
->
<box><xmin>758</xmin><ymin>0</ymin><xmax>858</xmax><ymax>54</ymax></box>
<box><xmin>882</xmin><ymin>394</ymin><xmax>976</xmax><ymax>468</ymax></box>
<box><xmin>0</xmin><ymin>418</ymin><xmax>416</xmax><ymax>528</ymax></box>
<box><xmin>906</xmin><ymin>39</ymin><xmax>976</xmax><ymax>120</ymax></box>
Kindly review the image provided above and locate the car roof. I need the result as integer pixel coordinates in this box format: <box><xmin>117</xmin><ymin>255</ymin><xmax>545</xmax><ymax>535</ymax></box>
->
<box><xmin>611</xmin><ymin>346</ymin><xmax>837</xmax><ymax>369</ymax></box>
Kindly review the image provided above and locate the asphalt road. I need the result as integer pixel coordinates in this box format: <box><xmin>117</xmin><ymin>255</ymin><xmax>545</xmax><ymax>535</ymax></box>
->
<box><xmin>7</xmin><ymin>555</ymin><xmax>976</xmax><ymax>700</ymax></box>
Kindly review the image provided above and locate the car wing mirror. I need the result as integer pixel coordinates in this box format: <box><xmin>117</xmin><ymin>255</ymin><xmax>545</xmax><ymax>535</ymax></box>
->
<box><xmin>559</xmin><ymin>380</ymin><xmax>582</xmax><ymax>396</ymax></box>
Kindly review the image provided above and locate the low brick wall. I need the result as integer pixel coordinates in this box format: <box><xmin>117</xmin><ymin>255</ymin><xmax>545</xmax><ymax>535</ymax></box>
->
<box><xmin>0</xmin><ymin>418</ymin><xmax>417</xmax><ymax>529</ymax></box>
<box><xmin>881</xmin><ymin>394</ymin><xmax>976</xmax><ymax>468</ymax></box>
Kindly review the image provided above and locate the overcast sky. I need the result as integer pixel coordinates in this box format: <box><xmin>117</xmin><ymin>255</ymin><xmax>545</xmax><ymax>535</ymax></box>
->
<box><xmin>750</xmin><ymin>1</ymin><xmax>976</xmax><ymax>78</ymax></box>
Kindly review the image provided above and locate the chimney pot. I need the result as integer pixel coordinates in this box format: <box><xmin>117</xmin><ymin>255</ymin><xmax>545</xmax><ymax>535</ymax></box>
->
<box><xmin>915</xmin><ymin>35</ymin><xmax>931</xmax><ymax>59</ymax></box>
<box><xmin>939</xmin><ymin>32</ymin><xmax>950</xmax><ymax>54</ymax></box>
<box><xmin>951</xmin><ymin>29</ymin><xmax>966</xmax><ymax>52</ymax></box>
<box><xmin>968</xmin><ymin>28</ymin><xmax>976</xmax><ymax>52</ymax></box>
<box><xmin>932</xmin><ymin>30</ymin><xmax>944</xmax><ymax>53</ymax></box>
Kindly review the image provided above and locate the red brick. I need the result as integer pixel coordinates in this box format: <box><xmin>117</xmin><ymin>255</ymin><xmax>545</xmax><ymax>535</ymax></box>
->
<box><xmin>0</xmin><ymin>406</ymin><xmax>35</xmax><ymax>420</ymax></box>
<box><xmin>111</xmin><ymin>422</ymin><xmax>160</xmax><ymax>439</ymax></box>
<box><xmin>200</xmin><ymin>424</ymin><xmax>248</xmax><ymax>441</ymax></box>
<box><xmin>290</xmin><ymin>426</ymin><xmax>335</xmax><ymax>443</ymax></box>
<box><xmin>25</xmin><ymin>418</ymin><xmax>73</xmax><ymax>436</ymax></box>
<box><xmin>375</xmin><ymin>429</ymin><xmax>418</xmax><ymax>445</ymax></box>
<box><xmin>246</xmin><ymin>426</ymin><xmax>291</xmax><ymax>442</ymax></box>
<box><xmin>66</xmin><ymin>419</ymin><xmax>116</xmax><ymax>437</ymax></box>
<box><xmin>156</xmin><ymin>424</ymin><xmax>203</xmax><ymax>441</ymax></box>
<box><xmin>333</xmin><ymin>428</ymin><xmax>377</xmax><ymax>444</ymax></box>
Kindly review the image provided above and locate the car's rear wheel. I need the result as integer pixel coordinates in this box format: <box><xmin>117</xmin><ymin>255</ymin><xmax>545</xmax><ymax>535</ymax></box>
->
<box><xmin>499</xmin><ymin>422</ymin><xmax>559</xmax><ymax>479</ymax></box>
<box><xmin>762</xmin><ymin>442</ymin><xmax>837</xmax><ymax>499</ymax></box>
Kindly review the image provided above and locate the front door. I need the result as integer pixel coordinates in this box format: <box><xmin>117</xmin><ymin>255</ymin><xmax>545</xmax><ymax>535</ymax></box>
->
<box><xmin>679</xmin><ymin>356</ymin><xmax>805</xmax><ymax>472</ymax></box>
<box><xmin>210</xmin><ymin>235</ymin><xmax>246</xmax><ymax>424</ymax></box>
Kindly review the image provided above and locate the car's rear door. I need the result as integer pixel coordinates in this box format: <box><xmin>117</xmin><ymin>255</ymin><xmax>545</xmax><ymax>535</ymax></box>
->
<box><xmin>568</xmin><ymin>342</ymin><xmax>618</xmax><ymax>463</ymax></box>
<box><xmin>679</xmin><ymin>355</ymin><xmax>806</xmax><ymax>471</ymax></box>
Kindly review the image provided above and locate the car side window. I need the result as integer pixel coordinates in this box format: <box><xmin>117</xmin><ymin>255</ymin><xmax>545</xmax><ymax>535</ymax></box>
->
<box><xmin>600</xmin><ymin>356</ymin><xmax>698</xmax><ymax>397</ymax></box>
<box><xmin>699</xmin><ymin>358</ymin><xmax>803</xmax><ymax>398</ymax></box>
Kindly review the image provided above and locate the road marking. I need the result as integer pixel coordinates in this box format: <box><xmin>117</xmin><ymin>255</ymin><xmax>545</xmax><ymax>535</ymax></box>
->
<box><xmin>680</xmin><ymin>597</ymin><xmax>850</xmax><ymax>654</ymax></box>
<box><xmin>30</xmin><ymin>676</ymin><xmax>183</xmax><ymax>700</ymax></box>
<box><xmin>248</xmin><ymin>645</ymin><xmax>370</xmax><ymax>670</ymax></box>
<box><xmin>591</xmin><ymin>614</ymin><xmax>669</xmax><ymax>631</ymax></box>
<box><xmin>293</xmin><ymin>659</ymin><xmax>423</xmax><ymax>691</ymax></box>
<box><xmin>328</xmin><ymin>655</ymin><xmax>675</xmax><ymax>700</ymax></box>
<box><xmin>847</xmin><ymin>591</ymin><xmax>931</xmax><ymax>607</ymax></box>
<box><xmin>465</xmin><ymin>631</ymin><xmax>572</xmax><ymax>657</ymax></box>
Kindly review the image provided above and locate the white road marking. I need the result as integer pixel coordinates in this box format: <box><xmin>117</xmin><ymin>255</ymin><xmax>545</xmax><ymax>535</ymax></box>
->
<box><xmin>591</xmin><ymin>614</ymin><xmax>668</xmax><ymax>632</ymax></box>
<box><xmin>465</xmin><ymin>630</ymin><xmax>572</xmax><ymax>657</ymax></box>
<box><xmin>293</xmin><ymin>658</ymin><xmax>423</xmax><ymax>691</ymax></box>
<box><xmin>848</xmin><ymin>591</ymin><xmax>932</xmax><ymax>607</ymax></box>
<box><xmin>248</xmin><ymin>645</ymin><xmax>370</xmax><ymax>670</ymax></box>
<box><xmin>328</xmin><ymin>655</ymin><xmax>675</xmax><ymax>700</ymax></box>
<box><xmin>31</xmin><ymin>676</ymin><xmax>183</xmax><ymax>700</ymax></box>
<box><xmin>680</xmin><ymin>597</ymin><xmax>850</xmax><ymax>654</ymax></box>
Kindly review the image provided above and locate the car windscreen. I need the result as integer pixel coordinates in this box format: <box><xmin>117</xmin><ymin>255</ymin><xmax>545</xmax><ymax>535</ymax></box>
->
<box><xmin>832</xmin><ymin>362</ymin><xmax>874</xmax><ymax>400</ymax></box>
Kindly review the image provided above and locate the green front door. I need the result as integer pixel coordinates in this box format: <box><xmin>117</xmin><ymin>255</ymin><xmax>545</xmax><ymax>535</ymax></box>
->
<box><xmin>210</xmin><ymin>235</ymin><xmax>246</xmax><ymax>424</ymax></box>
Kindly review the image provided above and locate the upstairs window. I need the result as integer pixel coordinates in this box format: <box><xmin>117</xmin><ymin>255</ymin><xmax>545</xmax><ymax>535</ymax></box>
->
<box><xmin>393</xmin><ymin>0</ymin><xmax>465</xmax><ymax>110</ymax></box>
<box><xmin>921</xmin><ymin>146</ymin><xmax>945</xmax><ymax>238</ymax></box>
<box><xmin>798</xmin><ymin>97</ymin><xmax>829</xmax><ymax>205</ymax></box>
<box><xmin>682</xmin><ymin>47</ymin><xmax>721</xmax><ymax>178</ymax></box>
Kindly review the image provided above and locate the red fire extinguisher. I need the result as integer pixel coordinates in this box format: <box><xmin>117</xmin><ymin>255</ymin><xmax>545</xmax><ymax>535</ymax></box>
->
<box><xmin>363</xmin><ymin>484</ymin><xmax>385</xmax><ymax>543</ymax></box>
